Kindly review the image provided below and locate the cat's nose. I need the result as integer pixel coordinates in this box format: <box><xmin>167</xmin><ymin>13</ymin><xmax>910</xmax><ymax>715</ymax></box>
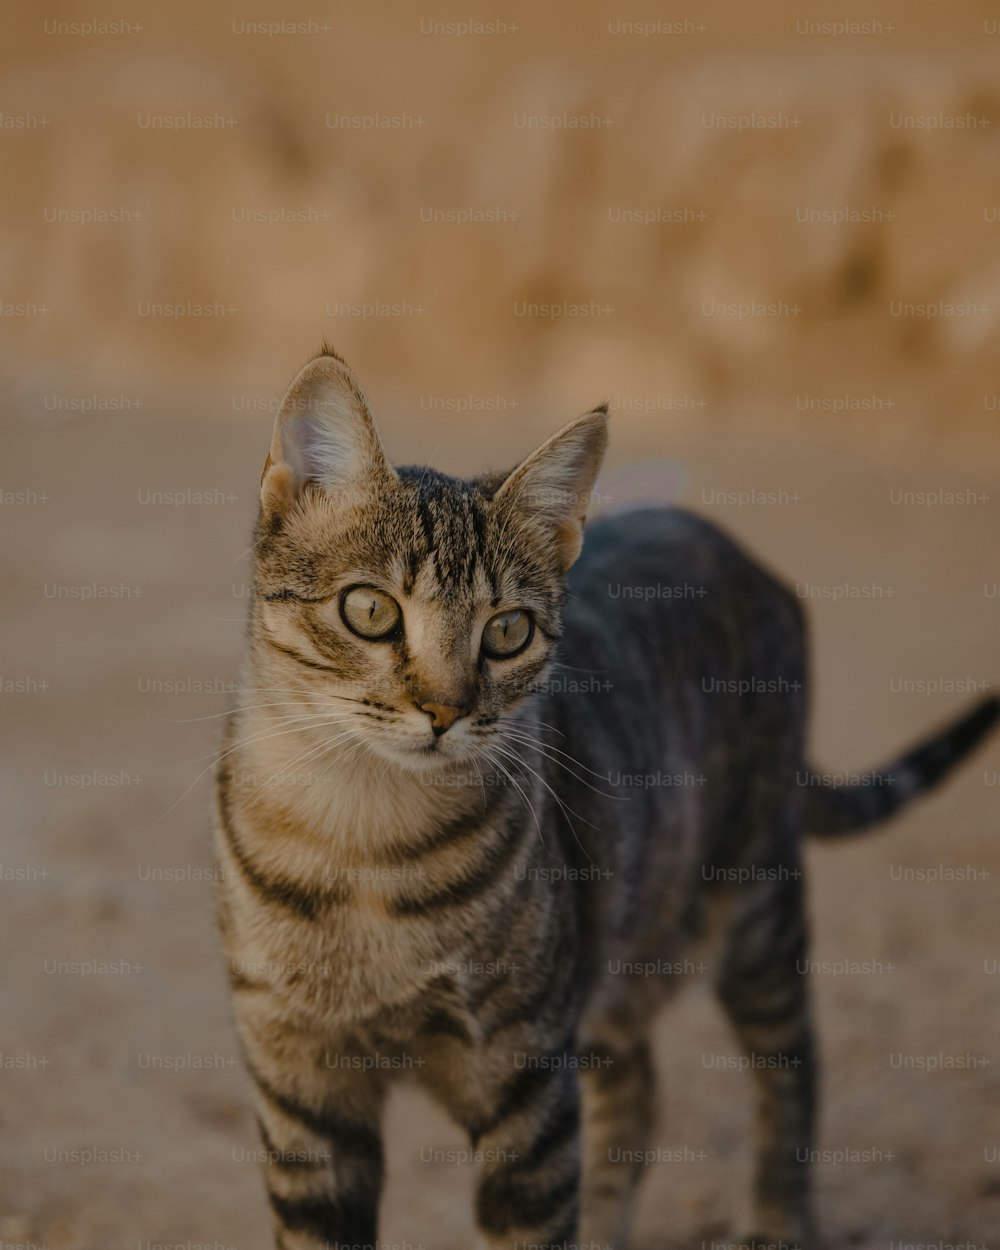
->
<box><xmin>418</xmin><ymin>701</ymin><xmax>468</xmax><ymax>736</ymax></box>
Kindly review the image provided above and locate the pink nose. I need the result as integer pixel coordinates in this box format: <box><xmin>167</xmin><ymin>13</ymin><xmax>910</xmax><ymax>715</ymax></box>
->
<box><xmin>419</xmin><ymin>702</ymin><xmax>466</xmax><ymax>735</ymax></box>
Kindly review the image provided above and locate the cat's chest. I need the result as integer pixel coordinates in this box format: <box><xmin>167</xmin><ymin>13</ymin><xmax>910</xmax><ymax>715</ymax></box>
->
<box><xmin>226</xmin><ymin>763</ymin><xmax>519</xmax><ymax>1025</ymax></box>
<box><xmin>246</xmin><ymin>879</ymin><xmax>469</xmax><ymax>1028</ymax></box>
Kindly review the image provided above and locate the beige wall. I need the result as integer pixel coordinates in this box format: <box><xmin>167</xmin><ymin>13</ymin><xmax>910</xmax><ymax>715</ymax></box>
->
<box><xmin>4</xmin><ymin>0</ymin><xmax>1000</xmax><ymax>461</ymax></box>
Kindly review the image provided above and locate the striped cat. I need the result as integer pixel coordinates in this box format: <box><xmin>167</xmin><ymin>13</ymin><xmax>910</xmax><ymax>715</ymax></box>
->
<box><xmin>214</xmin><ymin>347</ymin><xmax>998</xmax><ymax>1250</ymax></box>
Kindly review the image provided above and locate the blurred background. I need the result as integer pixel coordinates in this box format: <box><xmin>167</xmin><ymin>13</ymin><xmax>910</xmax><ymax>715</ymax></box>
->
<box><xmin>2</xmin><ymin>2</ymin><xmax>999</xmax><ymax>1248</ymax></box>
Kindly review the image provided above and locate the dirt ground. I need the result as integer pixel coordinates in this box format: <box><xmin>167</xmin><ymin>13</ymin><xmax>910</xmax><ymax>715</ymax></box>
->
<box><xmin>2</xmin><ymin>386</ymin><xmax>998</xmax><ymax>1250</ymax></box>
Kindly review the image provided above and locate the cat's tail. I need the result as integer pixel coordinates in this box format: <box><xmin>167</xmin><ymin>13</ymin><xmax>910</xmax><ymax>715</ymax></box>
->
<box><xmin>803</xmin><ymin>696</ymin><xmax>999</xmax><ymax>837</ymax></box>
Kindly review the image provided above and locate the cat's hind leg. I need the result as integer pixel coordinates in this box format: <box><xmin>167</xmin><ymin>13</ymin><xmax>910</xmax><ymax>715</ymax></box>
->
<box><xmin>714</xmin><ymin>860</ymin><xmax>817</xmax><ymax>1249</ymax></box>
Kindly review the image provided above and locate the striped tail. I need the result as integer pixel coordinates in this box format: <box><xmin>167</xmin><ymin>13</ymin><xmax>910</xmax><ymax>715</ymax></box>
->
<box><xmin>804</xmin><ymin>697</ymin><xmax>999</xmax><ymax>837</ymax></box>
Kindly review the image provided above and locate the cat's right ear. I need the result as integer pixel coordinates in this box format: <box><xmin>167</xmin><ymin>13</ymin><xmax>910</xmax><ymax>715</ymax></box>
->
<box><xmin>261</xmin><ymin>350</ymin><xmax>396</xmax><ymax>513</ymax></box>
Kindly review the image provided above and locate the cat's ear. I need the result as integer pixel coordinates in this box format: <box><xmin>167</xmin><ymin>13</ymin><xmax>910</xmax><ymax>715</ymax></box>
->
<box><xmin>261</xmin><ymin>349</ymin><xmax>396</xmax><ymax>512</ymax></box>
<box><xmin>494</xmin><ymin>406</ymin><xmax>609</xmax><ymax>570</ymax></box>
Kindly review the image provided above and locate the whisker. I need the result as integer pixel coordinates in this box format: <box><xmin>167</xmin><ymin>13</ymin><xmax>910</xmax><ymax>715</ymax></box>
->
<box><xmin>471</xmin><ymin>757</ymin><xmax>487</xmax><ymax>814</ymax></box>
<box><xmin>159</xmin><ymin>713</ymin><xmax>361</xmax><ymax>820</ymax></box>
<box><xmin>138</xmin><ymin>699</ymin><xmax>329</xmax><ymax>726</ymax></box>
<box><xmin>516</xmin><ymin>718</ymin><xmax>566</xmax><ymax>738</ymax></box>
<box><xmin>239</xmin><ymin>688</ymin><xmax>396</xmax><ymax>711</ymax></box>
<box><xmin>544</xmin><ymin>660</ymin><xmax>612</xmax><ymax>676</ymax></box>
<box><xmin>187</xmin><ymin>710</ymin><xmax>361</xmax><ymax>763</ymax></box>
<box><xmin>481</xmin><ymin>747</ymin><xmax>547</xmax><ymax>854</ymax></box>
<box><xmin>226</xmin><ymin>727</ymin><xmax>362</xmax><ymax>823</ymax></box>
<box><xmin>494</xmin><ymin>726</ymin><xmax>627</xmax><ymax>796</ymax></box>
<box><xmin>489</xmin><ymin>741</ymin><xmax>601</xmax><ymax>869</ymax></box>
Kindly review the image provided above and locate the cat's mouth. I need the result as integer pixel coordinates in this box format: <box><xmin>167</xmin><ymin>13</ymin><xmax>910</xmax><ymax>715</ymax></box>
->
<box><xmin>405</xmin><ymin>733</ymin><xmax>475</xmax><ymax>761</ymax></box>
<box><xmin>364</xmin><ymin>725</ymin><xmax>485</xmax><ymax>774</ymax></box>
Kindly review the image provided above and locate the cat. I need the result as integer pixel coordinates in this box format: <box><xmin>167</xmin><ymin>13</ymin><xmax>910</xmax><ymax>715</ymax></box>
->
<box><xmin>214</xmin><ymin>346</ymin><xmax>998</xmax><ymax>1250</ymax></box>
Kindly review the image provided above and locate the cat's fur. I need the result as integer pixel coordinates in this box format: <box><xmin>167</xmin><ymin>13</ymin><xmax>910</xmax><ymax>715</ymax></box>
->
<box><xmin>214</xmin><ymin>348</ymin><xmax>998</xmax><ymax>1250</ymax></box>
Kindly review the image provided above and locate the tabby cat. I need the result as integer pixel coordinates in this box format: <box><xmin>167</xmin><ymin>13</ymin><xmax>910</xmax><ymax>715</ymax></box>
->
<box><xmin>214</xmin><ymin>347</ymin><xmax>997</xmax><ymax>1250</ymax></box>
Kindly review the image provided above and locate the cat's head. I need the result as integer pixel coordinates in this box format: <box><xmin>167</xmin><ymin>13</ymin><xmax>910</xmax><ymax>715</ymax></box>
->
<box><xmin>250</xmin><ymin>348</ymin><xmax>607</xmax><ymax>773</ymax></box>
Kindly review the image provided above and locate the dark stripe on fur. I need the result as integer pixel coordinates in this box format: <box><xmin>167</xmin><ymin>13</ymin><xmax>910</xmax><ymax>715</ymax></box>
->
<box><xmin>514</xmin><ymin>1087</ymin><xmax>580</xmax><ymax>1171</ymax></box>
<box><xmin>250</xmin><ymin>1064</ymin><xmax>383</xmax><ymax>1163</ymax></box>
<box><xmin>229</xmin><ymin>968</ymin><xmax>269</xmax><ymax>993</ymax></box>
<box><xmin>268</xmin><ymin>1188</ymin><xmax>378</xmax><ymax>1248</ymax></box>
<box><xmin>217</xmin><ymin>771</ymin><xmax>324</xmax><ymax>920</ymax></box>
<box><xmin>392</xmin><ymin>807</ymin><xmax>490</xmax><ymax>861</ymax></box>
<box><xmin>469</xmin><ymin>1036</ymin><xmax>574</xmax><ymax>1142</ymax></box>
<box><xmin>263</xmin><ymin>636</ymin><xmax>343</xmax><ymax>675</ymax></box>
<box><xmin>416</xmin><ymin>495</ymin><xmax>437</xmax><ymax>553</ymax></box>
<box><xmin>478</xmin><ymin>931</ymin><xmax>576</xmax><ymax>1039</ymax></box>
<box><xmin>476</xmin><ymin>1168</ymin><xmax>578</xmax><ymax>1236</ymax></box>
<box><xmin>258</xmin><ymin>1118</ymin><xmax>328</xmax><ymax>1172</ymax></box>
<box><xmin>389</xmin><ymin>817</ymin><xmax>527</xmax><ymax>916</ymax></box>
<box><xmin>420</xmin><ymin>1006</ymin><xmax>474</xmax><ymax>1044</ymax></box>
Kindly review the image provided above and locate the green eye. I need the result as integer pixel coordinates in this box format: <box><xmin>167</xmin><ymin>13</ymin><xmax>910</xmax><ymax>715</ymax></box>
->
<box><xmin>481</xmin><ymin>609</ymin><xmax>533</xmax><ymax>659</ymax></box>
<box><xmin>340</xmin><ymin>586</ymin><xmax>401</xmax><ymax>640</ymax></box>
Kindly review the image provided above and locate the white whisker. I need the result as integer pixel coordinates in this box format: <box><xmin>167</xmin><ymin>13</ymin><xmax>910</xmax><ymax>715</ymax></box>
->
<box><xmin>489</xmin><ymin>740</ymin><xmax>601</xmax><ymax>869</ymax></box>
<box><xmin>481</xmin><ymin>747</ymin><xmax>547</xmax><ymax>854</ymax></box>
<box><xmin>494</xmin><ymin>726</ymin><xmax>629</xmax><ymax>800</ymax></box>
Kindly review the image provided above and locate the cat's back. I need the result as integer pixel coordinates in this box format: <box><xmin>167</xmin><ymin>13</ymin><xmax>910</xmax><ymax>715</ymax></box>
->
<box><xmin>569</xmin><ymin>505</ymin><xmax>790</xmax><ymax>608</ymax></box>
<box><xmin>562</xmin><ymin>505</ymin><xmax>803</xmax><ymax>677</ymax></box>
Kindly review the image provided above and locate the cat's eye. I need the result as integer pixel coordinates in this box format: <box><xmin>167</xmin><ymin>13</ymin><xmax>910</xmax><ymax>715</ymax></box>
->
<box><xmin>340</xmin><ymin>586</ymin><xmax>402</xmax><ymax>640</ymax></box>
<box><xmin>481</xmin><ymin>609</ymin><xmax>533</xmax><ymax>659</ymax></box>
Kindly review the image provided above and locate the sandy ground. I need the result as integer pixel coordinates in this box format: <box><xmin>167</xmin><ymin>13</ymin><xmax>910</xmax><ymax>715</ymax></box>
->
<box><xmin>2</xmin><ymin>392</ymin><xmax>999</xmax><ymax>1250</ymax></box>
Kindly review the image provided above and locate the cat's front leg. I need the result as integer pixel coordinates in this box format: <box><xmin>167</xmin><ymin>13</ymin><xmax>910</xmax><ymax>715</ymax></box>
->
<box><xmin>235</xmin><ymin>996</ymin><xmax>386</xmax><ymax>1250</ymax></box>
<box><xmin>470</xmin><ymin>1043</ymin><xmax>583</xmax><ymax>1250</ymax></box>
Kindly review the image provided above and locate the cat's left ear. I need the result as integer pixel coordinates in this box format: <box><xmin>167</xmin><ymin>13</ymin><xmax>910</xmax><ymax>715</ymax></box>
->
<box><xmin>261</xmin><ymin>350</ymin><xmax>396</xmax><ymax>513</ymax></box>
<box><xmin>494</xmin><ymin>406</ymin><xmax>609</xmax><ymax>570</ymax></box>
